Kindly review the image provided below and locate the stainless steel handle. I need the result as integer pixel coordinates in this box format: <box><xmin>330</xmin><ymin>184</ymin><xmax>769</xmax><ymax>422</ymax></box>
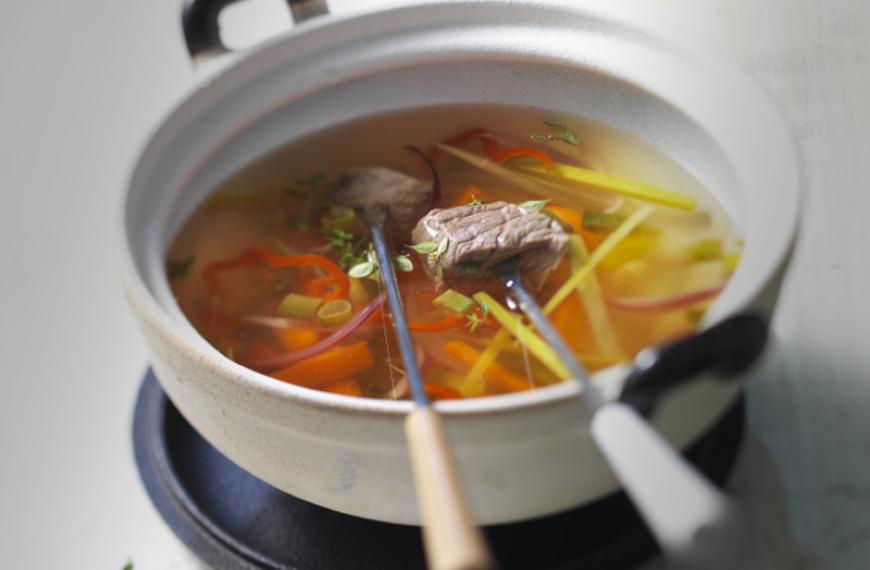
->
<box><xmin>181</xmin><ymin>0</ymin><xmax>329</xmax><ymax>62</ymax></box>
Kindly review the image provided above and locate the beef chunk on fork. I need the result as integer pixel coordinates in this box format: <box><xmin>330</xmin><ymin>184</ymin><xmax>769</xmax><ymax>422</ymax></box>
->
<box><xmin>412</xmin><ymin>201</ymin><xmax>568</xmax><ymax>292</ymax></box>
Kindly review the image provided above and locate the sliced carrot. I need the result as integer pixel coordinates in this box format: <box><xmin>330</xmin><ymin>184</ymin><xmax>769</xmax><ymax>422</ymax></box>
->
<box><xmin>549</xmin><ymin>291</ymin><xmax>593</xmax><ymax>352</ymax></box>
<box><xmin>546</xmin><ymin>205</ymin><xmax>584</xmax><ymax>233</ymax></box>
<box><xmin>323</xmin><ymin>378</ymin><xmax>363</xmax><ymax>397</ymax></box>
<box><xmin>442</xmin><ymin>339</ymin><xmax>531</xmax><ymax>394</ymax></box>
<box><xmin>450</xmin><ymin>184</ymin><xmax>495</xmax><ymax>207</ymax></box>
<box><xmin>424</xmin><ymin>384</ymin><xmax>463</xmax><ymax>401</ymax></box>
<box><xmin>251</xmin><ymin>249</ymin><xmax>349</xmax><ymax>300</ymax></box>
<box><xmin>274</xmin><ymin>328</ymin><xmax>320</xmax><ymax>351</ymax></box>
<box><xmin>271</xmin><ymin>341</ymin><xmax>374</xmax><ymax>388</ymax></box>
<box><xmin>203</xmin><ymin>248</ymin><xmax>349</xmax><ymax>300</ymax></box>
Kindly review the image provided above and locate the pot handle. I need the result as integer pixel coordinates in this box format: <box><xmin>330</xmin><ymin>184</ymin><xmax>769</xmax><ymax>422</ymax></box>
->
<box><xmin>182</xmin><ymin>0</ymin><xmax>329</xmax><ymax>60</ymax></box>
<box><xmin>619</xmin><ymin>313</ymin><xmax>768</xmax><ymax>416</ymax></box>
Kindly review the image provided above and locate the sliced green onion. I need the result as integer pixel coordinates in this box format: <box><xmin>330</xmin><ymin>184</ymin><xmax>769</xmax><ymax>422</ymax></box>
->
<box><xmin>277</xmin><ymin>293</ymin><xmax>323</xmax><ymax>319</ymax></box>
<box><xmin>433</xmin><ymin>289</ymin><xmax>476</xmax><ymax>316</ymax></box>
<box><xmin>317</xmin><ymin>299</ymin><xmax>353</xmax><ymax>326</ymax></box>
<box><xmin>321</xmin><ymin>206</ymin><xmax>355</xmax><ymax>233</ymax></box>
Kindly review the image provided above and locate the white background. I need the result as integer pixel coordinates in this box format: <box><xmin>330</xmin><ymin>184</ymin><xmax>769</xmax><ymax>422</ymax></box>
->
<box><xmin>1</xmin><ymin>0</ymin><xmax>868</xmax><ymax>568</ymax></box>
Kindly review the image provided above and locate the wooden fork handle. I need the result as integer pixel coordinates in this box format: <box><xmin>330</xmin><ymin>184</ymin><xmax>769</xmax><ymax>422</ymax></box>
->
<box><xmin>405</xmin><ymin>407</ymin><xmax>497</xmax><ymax>570</ymax></box>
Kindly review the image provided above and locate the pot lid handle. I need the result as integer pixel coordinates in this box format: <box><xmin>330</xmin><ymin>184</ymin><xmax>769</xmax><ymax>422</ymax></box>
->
<box><xmin>182</xmin><ymin>0</ymin><xmax>329</xmax><ymax>62</ymax></box>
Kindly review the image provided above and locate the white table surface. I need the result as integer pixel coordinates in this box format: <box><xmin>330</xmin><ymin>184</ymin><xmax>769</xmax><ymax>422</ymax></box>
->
<box><xmin>1</xmin><ymin>0</ymin><xmax>867</xmax><ymax>568</ymax></box>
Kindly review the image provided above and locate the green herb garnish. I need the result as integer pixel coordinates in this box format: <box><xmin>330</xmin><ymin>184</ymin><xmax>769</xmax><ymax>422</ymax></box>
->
<box><xmin>166</xmin><ymin>255</ymin><xmax>195</xmax><ymax>281</ymax></box>
<box><xmin>518</xmin><ymin>199</ymin><xmax>550</xmax><ymax>212</ymax></box>
<box><xmin>348</xmin><ymin>261</ymin><xmax>376</xmax><ymax>279</ymax></box>
<box><xmin>466</xmin><ymin>301</ymin><xmax>489</xmax><ymax>332</ymax></box>
<box><xmin>530</xmin><ymin>121</ymin><xmax>580</xmax><ymax>145</ymax></box>
<box><xmin>465</xmin><ymin>313</ymin><xmax>484</xmax><ymax>332</ymax></box>
<box><xmin>324</xmin><ymin>228</ymin><xmax>369</xmax><ymax>272</ymax></box>
<box><xmin>394</xmin><ymin>254</ymin><xmax>414</xmax><ymax>273</ymax></box>
<box><xmin>433</xmin><ymin>237</ymin><xmax>449</xmax><ymax>260</ymax></box>
<box><xmin>121</xmin><ymin>562</ymin><xmax>134</xmax><ymax>570</ymax></box>
<box><xmin>408</xmin><ymin>241</ymin><xmax>439</xmax><ymax>255</ymax></box>
<box><xmin>469</xmin><ymin>195</ymin><xmax>486</xmax><ymax>206</ymax></box>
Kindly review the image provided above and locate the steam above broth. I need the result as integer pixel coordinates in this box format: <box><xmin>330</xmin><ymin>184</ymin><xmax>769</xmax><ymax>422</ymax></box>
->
<box><xmin>166</xmin><ymin>104</ymin><xmax>741</xmax><ymax>400</ymax></box>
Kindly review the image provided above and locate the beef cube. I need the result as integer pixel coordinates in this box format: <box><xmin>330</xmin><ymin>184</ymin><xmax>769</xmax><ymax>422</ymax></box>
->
<box><xmin>411</xmin><ymin>201</ymin><xmax>568</xmax><ymax>292</ymax></box>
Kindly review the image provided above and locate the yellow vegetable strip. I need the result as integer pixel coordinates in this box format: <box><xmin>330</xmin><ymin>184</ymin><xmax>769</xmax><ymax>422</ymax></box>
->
<box><xmin>516</xmin><ymin>162</ymin><xmax>696</xmax><ymax>211</ymax></box>
<box><xmin>464</xmin><ymin>329</ymin><xmax>511</xmax><ymax>392</ymax></box>
<box><xmin>435</xmin><ymin>143</ymin><xmax>620</xmax><ymax>212</ymax></box>
<box><xmin>544</xmin><ymin>205</ymin><xmax>655</xmax><ymax>315</ymax></box>
<box><xmin>567</xmin><ymin>235</ymin><xmax>623</xmax><ymax>358</ymax></box>
<box><xmin>474</xmin><ymin>293</ymin><xmax>571</xmax><ymax>380</ymax></box>
<box><xmin>467</xmin><ymin>207</ymin><xmax>653</xmax><ymax>384</ymax></box>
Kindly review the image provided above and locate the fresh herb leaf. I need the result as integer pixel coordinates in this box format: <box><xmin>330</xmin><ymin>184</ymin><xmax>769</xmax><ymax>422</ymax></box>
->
<box><xmin>466</xmin><ymin>301</ymin><xmax>489</xmax><ymax>332</ymax></box>
<box><xmin>530</xmin><ymin>121</ymin><xmax>580</xmax><ymax>145</ymax></box>
<box><xmin>433</xmin><ymin>236</ymin><xmax>449</xmax><ymax>260</ymax></box>
<box><xmin>408</xmin><ymin>241</ymin><xmax>439</xmax><ymax>255</ymax></box>
<box><xmin>479</xmin><ymin>301</ymin><xmax>490</xmax><ymax>317</ymax></box>
<box><xmin>348</xmin><ymin>262</ymin><xmax>376</xmax><ymax>279</ymax></box>
<box><xmin>519</xmin><ymin>199</ymin><xmax>550</xmax><ymax>212</ymax></box>
<box><xmin>466</xmin><ymin>312</ymin><xmax>483</xmax><ymax>332</ymax></box>
<box><xmin>469</xmin><ymin>195</ymin><xmax>486</xmax><ymax>206</ymax></box>
<box><xmin>167</xmin><ymin>255</ymin><xmax>195</xmax><ymax>281</ymax></box>
<box><xmin>323</xmin><ymin>228</ymin><xmax>369</xmax><ymax>272</ymax></box>
<box><xmin>454</xmin><ymin>261</ymin><xmax>482</xmax><ymax>276</ymax></box>
<box><xmin>394</xmin><ymin>255</ymin><xmax>414</xmax><ymax>272</ymax></box>
<box><xmin>121</xmin><ymin>562</ymin><xmax>134</xmax><ymax>570</ymax></box>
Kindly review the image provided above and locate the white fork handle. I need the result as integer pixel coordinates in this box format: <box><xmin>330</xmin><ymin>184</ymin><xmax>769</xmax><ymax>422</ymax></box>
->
<box><xmin>591</xmin><ymin>403</ymin><xmax>749</xmax><ymax>568</ymax></box>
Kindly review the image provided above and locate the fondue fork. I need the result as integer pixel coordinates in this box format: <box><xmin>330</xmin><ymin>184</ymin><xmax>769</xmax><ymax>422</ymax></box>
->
<box><xmin>362</xmin><ymin>207</ymin><xmax>495</xmax><ymax>570</ymax></box>
<box><xmin>493</xmin><ymin>259</ymin><xmax>747</xmax><ymax>569</ymax></box>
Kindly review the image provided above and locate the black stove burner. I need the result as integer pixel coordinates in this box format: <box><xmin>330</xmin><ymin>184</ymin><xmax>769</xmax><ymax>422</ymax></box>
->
<box><xmin>133</xmin><ymin>370</ymin><xmax>745</xmax><ymax>570</ymax></box>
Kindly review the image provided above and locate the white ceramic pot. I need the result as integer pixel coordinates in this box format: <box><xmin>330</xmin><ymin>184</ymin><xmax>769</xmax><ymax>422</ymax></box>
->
<box><xmin>119</xmin><ymin>0</ymin><xmax>799</xmax><ymax>524</ymax></box>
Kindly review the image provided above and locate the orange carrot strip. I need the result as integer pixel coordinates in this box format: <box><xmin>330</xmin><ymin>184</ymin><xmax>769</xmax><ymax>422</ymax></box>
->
<box><xmin>424</xmin><ymin>384</ymin><xmax>463</xmax><ymax>401</ymax></box>
<box><xmin>450</xmin><ymin>184</ymin><xmax>496</xmax><ymax>207</ymax></box>
<box><xmin>251</xmin><ymin>249</ymin><xmax>349</xmax><ymax>300</ymax></box>
<box><xmin>274</xmin><ymin>328</ymin><xmax>320</xmax><ymax>351</ymax></box>
<box><xmin>442</xmin><ymin>340</ymin><xmax>530</xmax><ymax>394</ymax></box>
<box><xmin>271</xmin><ymin>341</ymin><xmax>374</xmax><ymax>388</ymax></box>
<box><xmin>203</xmin><ymin>248</ymin><xmax>349</xmax><ymax>300</ymax></box>
<box><xmin>546</xmin><ymin>205</ymin><xmax>584</xmax><ymax>234</ymax></box>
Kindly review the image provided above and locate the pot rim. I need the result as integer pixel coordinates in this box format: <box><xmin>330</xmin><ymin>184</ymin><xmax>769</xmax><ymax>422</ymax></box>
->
<box><xmin>120</xmin><ymin>0</ymin><xmax>800</xmax><ymax>418</ymax></box>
